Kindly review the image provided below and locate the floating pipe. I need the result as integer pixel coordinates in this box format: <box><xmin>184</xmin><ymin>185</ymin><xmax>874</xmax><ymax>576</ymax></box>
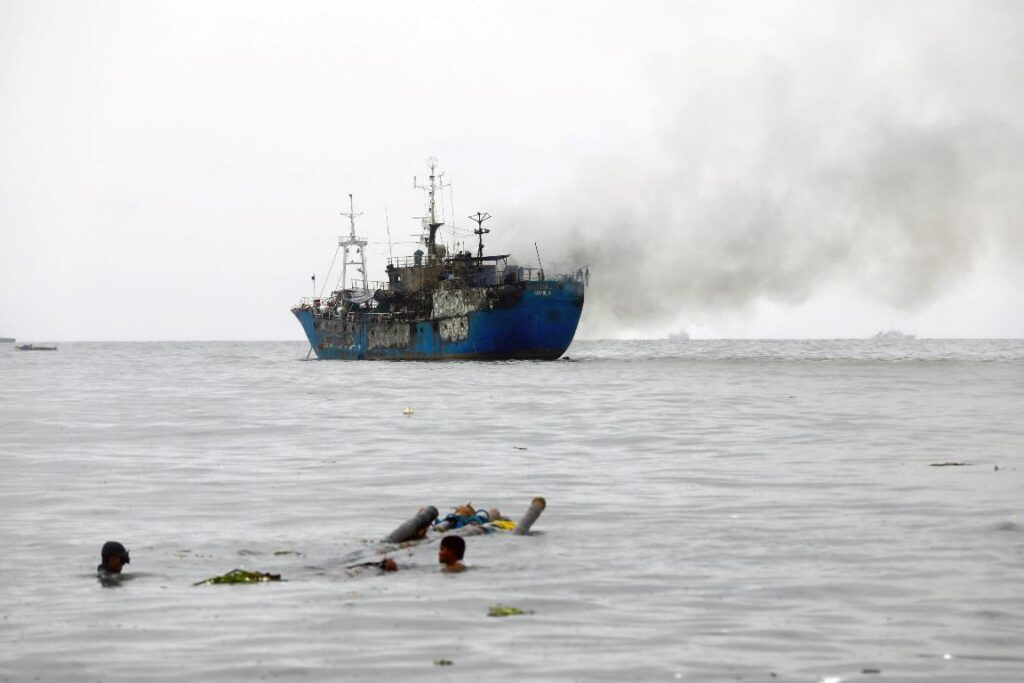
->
<box><xmin>513</xmin><ymin>497</ymin><xmax>546</xmax><ymax>536</ymax></box>
<box><xmin>384</xmin><ymin>506</ymin><xmax>438</xmax><ymax>543</ymax></box>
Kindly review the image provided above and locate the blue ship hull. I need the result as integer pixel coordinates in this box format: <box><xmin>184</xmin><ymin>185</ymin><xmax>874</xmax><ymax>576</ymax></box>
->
<box><xmin>293</xmin><ymin>279</ymin><xmax>583</xmax><ymax>360</ymax></box>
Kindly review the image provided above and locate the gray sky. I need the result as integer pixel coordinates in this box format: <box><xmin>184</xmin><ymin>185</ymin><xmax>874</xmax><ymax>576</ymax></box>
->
<box><xmin>2</xmin><ymin>0</ymin><xmax>1021</xmax><ymax>341</ymax></box>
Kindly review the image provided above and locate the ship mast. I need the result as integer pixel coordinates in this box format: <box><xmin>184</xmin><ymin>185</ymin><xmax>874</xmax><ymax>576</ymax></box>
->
<box><xmin>339</xmin><ymin>194</ymin><xmax>368</xmax><ymax>292</ymax></box>
<box><xmin>414</xmin><ymin>157</ymin><xmax>448</xmax><ymax>261</ymax></box>
<box><xmin>469</xmin><ymin>211</ymin><xmax>492</xmax><ymax>263</ymax></box>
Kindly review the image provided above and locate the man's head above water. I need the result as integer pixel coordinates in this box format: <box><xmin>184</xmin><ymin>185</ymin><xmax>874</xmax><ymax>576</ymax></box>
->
<box><xmin>438</xmin><ymin>535</ymin><xmax>466</xmax><ymax>572</ymax></box>
<box><xmin>98</xmin><ymin>541</ymin><xmax>130</xmax><ymax>574</ymax></box>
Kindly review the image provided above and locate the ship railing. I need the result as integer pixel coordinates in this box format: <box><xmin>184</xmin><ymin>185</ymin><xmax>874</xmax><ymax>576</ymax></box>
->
<box><xmin>387</xmin><ymin>256</ymin><xmax>425</xmax><ymax>268</ymax></box>
<box><xmin>348</xmin><ymin>280</ymin><xmax>390</xmax><ymax>291</ymax></box>
<box><xmin>497</xmin><ymin>266</ymin><xmax>548</xmax><ymax>283</ymax></box>
<box><xmin>295</xmin><ymin>297</ymin><xmax>344</xmax><ymax>320</ymax></box>
<box><xmin>498</xmin><ymin>266</ymin><xmax>589</xmax><ymax>284</ymax></box>
<box><xmin>559</xmin><ymin>267</ymin><xmax>590</xmax><ymax>283</ymax></box>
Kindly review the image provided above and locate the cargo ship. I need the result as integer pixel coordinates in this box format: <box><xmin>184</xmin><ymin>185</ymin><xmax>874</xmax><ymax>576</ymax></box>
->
<box><xmin>292</xmin><ymin>160</ymin><xmax>586</xmax><ymax>360</ymax></box>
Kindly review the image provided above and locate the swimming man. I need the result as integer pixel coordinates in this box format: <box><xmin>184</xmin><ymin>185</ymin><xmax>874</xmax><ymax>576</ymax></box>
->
<box><xmin>438</xmin><ymin>535</ymin><xmax>467</xmax><ymax>573</ymax></box>
<box><xmin>97</xmin><ymin>541</ymin><xmax>130</xmax><ymax>576</ymax></box>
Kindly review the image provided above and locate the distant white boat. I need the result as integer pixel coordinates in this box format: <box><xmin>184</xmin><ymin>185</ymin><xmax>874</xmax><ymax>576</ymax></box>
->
<box><xmin>667</xmin><ymin>329</ymin><xmax>690</xmax><ymax>342</ymax></box>
<box><xmin>873</xmin><ymin>330</ymin><xmax>915</xmax><ymax>340</ymax></box>
<box><xmin>16</xmin><ymin>344</ymin><xmax>58</xmax><ymax>351</ymax></box>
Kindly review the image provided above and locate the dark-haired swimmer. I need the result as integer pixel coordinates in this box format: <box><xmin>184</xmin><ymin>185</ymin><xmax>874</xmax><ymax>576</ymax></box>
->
<box><xmin>97</xmin><ymin>541</ymin><xmax>130</xmax><ymax>576</ymax></box>
<box><xmin>439</xmin><ymin>535</ymin><xmax>467</xmax><ymax>573</ymax></box>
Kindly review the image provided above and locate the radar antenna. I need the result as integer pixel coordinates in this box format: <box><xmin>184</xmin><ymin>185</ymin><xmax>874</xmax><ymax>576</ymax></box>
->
<box><xmin>413</xmin><ymin>157</ymin><xmax>449</xmax><ymax>260</ymax></box>
<box><xmin>468</xmin><ymin>211</ymin><xmax>492</xmax><ymax>261</ymax></box>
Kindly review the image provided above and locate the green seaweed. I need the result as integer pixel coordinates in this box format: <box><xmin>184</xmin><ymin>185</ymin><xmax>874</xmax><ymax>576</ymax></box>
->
<box><xmin>273</xmin><ymin>550</ymin><xmax>301</xmax><ymax>556</ymax></box>
<box><xmin>434</xmin><ymin>659</ymin><xmax>454</xmax><ymax>666</ymax></box>
<box><xmin>193</xmin><ymin>569</ymin><xmax>283</xmax><ymax>586</ymax></box>
<box><xmin>488</xmin><ymin>605</ymin><xmax>526</xmax><ymax>617</ymax></box>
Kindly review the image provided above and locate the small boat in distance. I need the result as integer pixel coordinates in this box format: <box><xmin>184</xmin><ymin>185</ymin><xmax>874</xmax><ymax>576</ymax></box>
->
<box><xmin>16</xmin><ymin>344</ymin><xmax>58</xmax><ymax>351</ymax></box>
<box><xmin>872</xmin><ymin>330</ymin><xmax>915</xmax><ymax>340</ymax></box>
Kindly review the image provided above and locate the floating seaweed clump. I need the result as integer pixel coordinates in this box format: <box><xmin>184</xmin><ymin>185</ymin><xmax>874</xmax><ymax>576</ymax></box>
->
<box><xmin>434</xmin><ymin>659</ymin><xmax>454</xmax><ymax>666</ymax></box>
<box><xmin>273</xmin><ymin>550</ymin><xmax>301</xmax><ymax>556</ymax></box>
<box><xmin>488</xmin><ymin>605</ymin><xmax>527</xmax><ymax>617</ymax></box>
<box><xmin>193</xmin><ymin>569</ymin><xmax>283</xmax><ymax>586</ymax></box>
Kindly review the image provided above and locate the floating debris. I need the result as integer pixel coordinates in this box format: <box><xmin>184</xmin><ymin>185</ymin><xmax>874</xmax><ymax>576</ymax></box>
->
<box><xmin>488</xmin><ymin>605</ymin><xmax>527</xmax><ymax>617</ymax></box>
<box><xmin>385</xmin><ymin>506</ymin><xmax>439</xmax><ymax>544</ymax></box>
<box><xmin>403</xmin><ymin>406</ymin><xmax>414</xmax><ymax>417</ymax></box>
<box><xmin>489</xmin><ymin>519</ymin><xmax>517</xmax><ymax>531</ymax></box>
<box><xmin>862</xmin><ymin>669</ymin><xmax>882</xmax><ymax>675</ymax></box>
<box><xmin>930</xmin><ymin>462</ymin><xmax>971</xmax><ymax>467</ymax></box>
<box><xmin>514</xmin><ymin>497</ymin><xmax>546</xmax><ymax>536</ymax></box>
<box><xmin>434</xmin><ymin>659</ymin><xmax>454</xmax><ymax>666</ymax></box>
<box><xmin>193</xmin><ymin>569</ymin><xmax>283</xmax><ymax>586</ymax></box>
<box><xmin>273</xmin><ymin>550</ymin><xmax>301</xmax><ymax>556</ymax></box>
<box><xmin>513</xmin><ymin>446</ymin><xmax>528</xmax><ymax>451</ymax></box>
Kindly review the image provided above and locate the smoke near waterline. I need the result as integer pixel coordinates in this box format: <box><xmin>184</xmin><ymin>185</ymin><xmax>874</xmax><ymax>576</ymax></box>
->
<box><xmin>499</xmin><ymin>2</ymin><xmax>1024</xmax><ymax>337</ymax></box>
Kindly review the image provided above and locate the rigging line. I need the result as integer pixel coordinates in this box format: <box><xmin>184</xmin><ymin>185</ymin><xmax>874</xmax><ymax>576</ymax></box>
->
<box><xmin>320</xmin><ymin>245</ymin><xmax>341</xmax><ymax>298</ymax></box>
<box><xmin>448</xmin><ymin>175</ymin><xmax>455</xmax><ymax>253</ymax></box>
<box><xmin>385</xmin><ymin>204</ymin><xmax>394</xmax><ymax>261</ymax></box>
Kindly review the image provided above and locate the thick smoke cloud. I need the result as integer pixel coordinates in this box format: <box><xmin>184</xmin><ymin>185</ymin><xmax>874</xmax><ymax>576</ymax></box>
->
<box><xmin>500</xmin><ymin>2</ymin><xmax>1024</xmax><ymax>336</ymax></box>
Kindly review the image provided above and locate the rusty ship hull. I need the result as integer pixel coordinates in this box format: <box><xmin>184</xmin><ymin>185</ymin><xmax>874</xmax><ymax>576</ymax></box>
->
<box><xmin>293</xmin><ymin>277</ymin><xmax>584</xmax><ymax>360</ymax></box>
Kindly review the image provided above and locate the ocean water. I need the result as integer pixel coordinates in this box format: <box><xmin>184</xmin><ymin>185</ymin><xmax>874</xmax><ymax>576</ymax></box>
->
<box><xmin>1</xmin><ymin>339</ymin><xmax>1022</xmax><ymax>682</ymax></box>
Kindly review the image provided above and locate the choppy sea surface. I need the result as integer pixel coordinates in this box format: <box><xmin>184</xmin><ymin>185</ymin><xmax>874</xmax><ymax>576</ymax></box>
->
<box><xmin>1</xmin><ymin>339</ymin><xmax>1022</xmax><ymax>682</ymax></box>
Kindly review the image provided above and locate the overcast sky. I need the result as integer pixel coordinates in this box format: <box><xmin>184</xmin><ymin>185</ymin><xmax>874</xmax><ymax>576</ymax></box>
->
<box><xmin>2</xmin><ymin>0</ymin><xmax>1021</xmax><ymax>341</ymax></box>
